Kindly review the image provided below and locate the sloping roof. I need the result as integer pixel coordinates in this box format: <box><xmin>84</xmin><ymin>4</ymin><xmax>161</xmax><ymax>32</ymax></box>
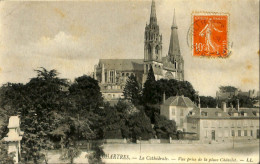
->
<box><xmin>162</xmin><ymin>56</ymin><xmax>175</xmax><ymax>71</ymax></box>
<box><xmin>163</xmin><ymin>96</ymin><xmax>196</xmax><ymax>108</ymax></box>
<box><xmin>99</xmin><ymin>59</ymin><xmax>144</xmax><ymax>72</ymax></box>
<box><xmin>188</xmin><ymin>107</ymin><xmax>259</xmax><ymax>119</ymax></box>
<box><xmin>238</xmin><ymin>92</ymin><xmax>249</xmax><ymax>97</ymax></box>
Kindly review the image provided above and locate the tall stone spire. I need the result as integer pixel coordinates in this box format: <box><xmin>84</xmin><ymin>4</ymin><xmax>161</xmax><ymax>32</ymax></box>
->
<box><xmin>150</xmin><ymin>0</ymin><xmax>157</xmax><ymax>25</ymax></box>
<box><xmin>168</xmin><ymin>9</ymin><xmax>180</xmax><ymax>56</ymax></box>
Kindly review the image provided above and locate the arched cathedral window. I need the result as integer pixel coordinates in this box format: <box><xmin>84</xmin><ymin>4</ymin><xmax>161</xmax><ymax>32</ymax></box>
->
<box><xmin>148</xmin><ymin>44</ymin><xmax>152</xmax><ymax>55</ymax></box>
<box><xmin>155</xmin><ymin>45</ymin><xmax>159</xmax><ymax>54</ymax></box>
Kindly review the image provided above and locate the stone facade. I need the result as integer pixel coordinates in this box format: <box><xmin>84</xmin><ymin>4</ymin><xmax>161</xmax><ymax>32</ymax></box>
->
<box><xmin>161</xmin><ymin>96</ymin><xmax>260</xmax><ymax>142</ymax></box>
<box><xmin>94</xmin><ymin>0</ymin><xmax>184</xmax><ymax>101</ymax></box>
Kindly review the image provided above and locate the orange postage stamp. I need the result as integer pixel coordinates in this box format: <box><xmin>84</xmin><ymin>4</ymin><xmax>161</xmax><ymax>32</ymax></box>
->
<box><xmin>192</xmin><ymin>12</ymin><xmax>229</xmax><ymax>58</ymax></box>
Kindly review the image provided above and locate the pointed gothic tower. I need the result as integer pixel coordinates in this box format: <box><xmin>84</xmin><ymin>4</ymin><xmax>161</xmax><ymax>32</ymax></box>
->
<box><xmin>143</xmin><ymin>0</ymin><xmax>163</xmax><ymax>81</ymax></box>
<box><xmin>168</xmin><ymin>10</ymin><xmax>184</xmax><ymax>81</ymax></box>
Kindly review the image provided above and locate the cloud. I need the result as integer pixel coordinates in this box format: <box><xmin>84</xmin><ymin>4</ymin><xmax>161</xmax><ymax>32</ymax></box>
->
<box><xmin>0</xmin><ymin>0</ymin><xmax>259</xmax><ymax>97</ymax></box>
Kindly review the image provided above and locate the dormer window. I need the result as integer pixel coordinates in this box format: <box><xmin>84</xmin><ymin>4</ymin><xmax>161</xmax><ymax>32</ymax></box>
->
<box><xmin>189</xmin><ymin>111</ymin><xmax>195</xmax><ymax>116</ymax></box>
<box><xmin>241</xmin><ymin>112</ymin><xmax>247</xmax><ymax>117</ymax></box>
<box><xmin>201</xmin><ymin>112</ymin><xmax>208</xmax><ymax>117</ymax></box>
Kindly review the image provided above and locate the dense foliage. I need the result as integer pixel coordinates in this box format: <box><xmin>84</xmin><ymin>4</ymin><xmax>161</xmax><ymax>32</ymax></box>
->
<box><xmin>199</xmin><ymin>96</ymin><xmax>217</xmax><ymax>108</ymax></box>
<box><xmin>123</xmin><ymin>74</ymin><xmax>142</xmax><ymax>105</ymax></box>
<box><xmin>0</xmin><ymin>68</ymin><xmax>103</xmax><ymax>163</ymax></box>
<box><xmin>154</xmin><ymin>115</ymin><xmax>176</xmax><ymax>139</ymax></box>
<box><xmin>0</xmin><ymin>141</ymin><xmax>15</xmax><ymax>164</ymax></box>
<box><xmin>219</xmin><ymin>86</ymin><xmax>238</xmax><ymax>92</ymax></box>
<box><xmin>141</xmin><ymin>67</ymin><xmax>198</xmax><ymax>105</ymax></box>
<box><xmin>0</xmin><ymin>66</ymin><xmax>205</xmax><ymax>163</ymax></box>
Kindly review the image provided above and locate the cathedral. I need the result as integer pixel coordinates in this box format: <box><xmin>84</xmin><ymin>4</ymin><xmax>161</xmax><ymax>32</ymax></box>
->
<box><xmin>94</xmin><ymin>0</ymin><xmax>184</xmax><ymax>100</ymax></box>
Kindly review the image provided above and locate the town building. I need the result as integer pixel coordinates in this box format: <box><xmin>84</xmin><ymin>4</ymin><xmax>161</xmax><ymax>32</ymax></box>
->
<box><xmin>161</xmin><ymin>96</ymin><xmax>260</xmax><ymax>142</ymax></box>
<box><xmin>216</xmin><ymin>89</ymin><xmax>260</xmax><ymax>101</ymax></box>
<box><xmin>94</xmin><ymin>0</ymin><xmax>184</xmax><ymax>101</ymax></box>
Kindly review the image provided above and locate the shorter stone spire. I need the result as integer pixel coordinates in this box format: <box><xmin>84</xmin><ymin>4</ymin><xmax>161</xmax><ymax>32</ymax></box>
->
<box><xmin>168</xmin><ymin>9</ymin><xmax>180</xmax><ymax>56</ymax></box>
<box><xmin>172</xmin><ymin>9</ymin><xmax>178</xmax><ymax>29</ymax></box>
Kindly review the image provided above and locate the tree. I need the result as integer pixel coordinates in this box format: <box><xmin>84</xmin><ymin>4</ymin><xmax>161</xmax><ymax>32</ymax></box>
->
<box><xmin>87</xmin><ymin>145</ymin><xmax>105</xmax><ymax>164</ymax></box>
<box><xmin>0</xmin><ymin>68</ymin><xmax>105</xmax><ymax>163</ymax></box>
<box><xmin>142</xmin><ymin>66</ymin><xmax>158</xmax><ymax>104</ymax></box>
<box><xmin>0</xmin><ymin>141</ymin><xmax>15</xmax><ymax>164</ymax></box>
<box><xmin>102</xmin><ymin>106</ymin><xmax>124</xmax><ymax>139</ymax></box>
<box><xmin>128</xmin><ymin>109</ymin><xmax>154</xmax><ymax>140</ymax></box>
<box><xmin>199</xmin><ymin>96</ymin><xmax>217</xmax><ymax>108</ymax></box>
<box><xmin>228</xmin><ymin>95</ymin><xmax>254</xmax><ymax>108</ymax></box>
<box><xmin>154</xmin><ymin>115</ymin><xmax>176</xmax><ymax>139</ymax></box>
<box><xmin>123</xmin><ymin>74</ymin><xmax>142</xmax><ymax>105</ymax></box>
<box><xmin>219</xmin><ymin>86</ymin><xmax>238</xmax><ymax>92</ymax></box>
<box><xmin>60</xmin><ymin>139</ymin><xmax>81</xmax><ymax>164</ymax></box>
<box><xmin>69</xmin><ymin>75</ymin><xmax>103</xmax><ymax>113</ymax></box>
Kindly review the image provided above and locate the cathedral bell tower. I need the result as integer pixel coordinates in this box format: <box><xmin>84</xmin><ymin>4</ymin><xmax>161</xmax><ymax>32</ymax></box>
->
<box><xmin>144</xmin><ymin>0</ymin><xmax>163</xmax><ymax>80</ymax></box>
<box><xmin>167</xmin><ymin>10</ymin><xmax>184</xmax><ymax>81</ymax></box>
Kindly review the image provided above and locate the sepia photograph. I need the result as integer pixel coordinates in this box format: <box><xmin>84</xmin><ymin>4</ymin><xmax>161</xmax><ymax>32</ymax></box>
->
<box><xmin>0</xmin><ymin>0</ymin><xmax>259</xmax><ymax>163</ymax></box>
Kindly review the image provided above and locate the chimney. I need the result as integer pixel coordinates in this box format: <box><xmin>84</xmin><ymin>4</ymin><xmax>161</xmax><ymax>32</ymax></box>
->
<box><xmin>198</xmin><ymin>97</ymin><xmax>201</xmax><ymax>108</ymax></box>
<box><xmin>221</xmin><ymin>102</ymin><xmax>227</xmax><ymax>112</ymax></box>
<box><xmin>163</xmin><ymin>92</ymin><xmax>166</xmax><ymax>104</ymax></box>
<box><xmin>101</xmin><ymin>64</ymin><xmax>105</xmax><ymax>84</ymax></box>
<box><xmin>94</xmin><ymin>65</ymin><xmax>97</xmax><ymax>80</ymax></box>
<box><xmin>237</xmin><ymin>99</ymin><xmax>240</xmax><ymax>112</ymax></box>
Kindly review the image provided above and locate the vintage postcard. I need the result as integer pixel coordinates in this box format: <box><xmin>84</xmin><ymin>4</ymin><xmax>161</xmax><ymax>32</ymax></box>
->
<box><xmin>0</xmin><ymin>0</ymin><xmax>259</xmax><ymax>163</ymax></box>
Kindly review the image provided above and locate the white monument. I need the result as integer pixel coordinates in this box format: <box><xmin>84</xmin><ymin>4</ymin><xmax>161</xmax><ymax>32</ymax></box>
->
<box><xmin>3</xmin><ymin>116</ymin><xmax>24</xmax><ymax>163</ymax></box>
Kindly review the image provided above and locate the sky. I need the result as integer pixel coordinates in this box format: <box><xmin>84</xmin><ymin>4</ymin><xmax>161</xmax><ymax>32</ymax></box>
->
<box><xmin>0</xmin><ymin>0</ymin><xmax>259</xmax><ymax>96</ymax></box>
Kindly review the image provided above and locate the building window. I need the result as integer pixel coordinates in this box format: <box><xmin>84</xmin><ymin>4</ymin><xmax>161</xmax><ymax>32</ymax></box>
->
<box><xmin>172</xmin><ymin>109</ymin><xmax>175</xmax><ymax>116</ymax></box>
<box><xmin>148</xmin><ymin>44</ymin><xmax>152</xmax><ymax>55</ymax></box>
<box><xmin>231</xmin><ymin>121</ymin><xmax>234</xmax><ymax>127</ymax></box>
<box><xmin>244</xmin><ymin>120</ymin><xmax>247</xmax><ymax>127</ymax></box>
<box><xmin>238</xmin><ymin>130</ymin><xmax>241</xmax><ymax>136</ymax></box>
<box><xmin>218</xmin><ymin>121</ymin><xmax>222</xmax><ymax>128</ymax></box>
<box><xmin>122</xmin><ymin>73</ymin><xmax>125</xmax><ymax>76</ymax></box>
<box><xmin>180</xmin><ymin>110</ymin><xmax>184</xmax><ymax>116</ymax></box>
<box><xmin>180</xmin><ymin>118</ymin><xmax>184</xmax><ymax>127</ymax></box>
<box><xmin>250</xmin><ymin>120</ymin><xmax>254</xmax><ymax>127</ymax></box>
<box><xmin>155</xmin><ymin>45</ymin><xmax>159</xmax><ymax>54</ymax></box>
<box><xmin>232</xmin><ymin>130</ymin><xmax>235</xmax><ymax>137</ymax></box>
<box><xmin>224</xmin><ymin>130</ymin><xmax>229</xmax><ymax>137</ymax></box>
<box><xmin>251</xmin><ymin>130</ymin><xmax>253</xmax><ymax>136</ymax></box>
<box><xmin>237</xmin><ymin>120</ymin><xmax>241</xmax><ymax>127</ymax></box>
<box><xmin>211</xmin><ymin>121</ymin><xmax>216</xmax><ymax>128</ymax></box>
<box><xmin>110</xmin><ymin>71</ymin><xmax>114</xmax><ymax>83</ymax></box>
<box><xmin>218</xmin><ymin>131</ymin><xmax>222</xmax><ymax>137</ymax></box>
<box><xmin>205</xmin><ymin>131</ymin><xmax>208</xmax><ymax>138</ymax></box>
<box><xmin>202</xmin><ymin>112</ymin><xmax>208</xmax><ymax>116</ymax></box>
<box><xmin>244</xmin><ymin>130</ymin><xmax>247</xmax><ymax>136</ymax></box>
<box><xmin>203</xmin><ymin>121</ymin><xmax>208</xmax><ymax>128</ymax></box>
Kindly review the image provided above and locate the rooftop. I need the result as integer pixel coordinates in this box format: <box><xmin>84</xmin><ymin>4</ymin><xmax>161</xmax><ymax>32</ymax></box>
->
<box><xmin>98</xmin><ymin>59</ymin><xmax>144</xmax><ymax>72</ymax></box>
<box><xmin>163</xmin><ymin>96</ymin><xmax>196</xmax><ymax>108</ymax></box>
<box><xmin>188</xmin><ymin>107</ymin><xmax>260</xmax><ymax>119</ymax></box>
